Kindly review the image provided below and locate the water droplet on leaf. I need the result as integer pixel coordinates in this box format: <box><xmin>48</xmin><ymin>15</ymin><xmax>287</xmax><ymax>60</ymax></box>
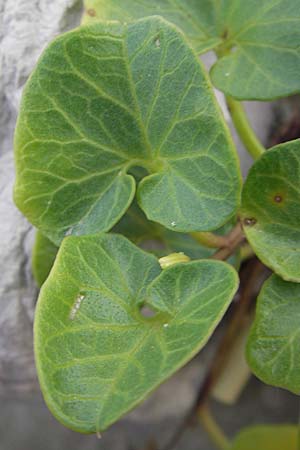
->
<box><xmin>65</xmin><ymin>227</ymin><xmax>73</xmax><ymax>236</ymax></box>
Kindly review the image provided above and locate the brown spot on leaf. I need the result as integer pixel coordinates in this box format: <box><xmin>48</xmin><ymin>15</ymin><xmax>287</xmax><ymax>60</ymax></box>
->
<box><xmin>274</xmin><ymin>194</ymin><xmax>283</xmax><ymax>203</ymax></box>
<box><xmin>243</xmin><ymin>217</ymin><xmax>257</xmax><ymax>226</ymax></box>
<box><xmin>86</xmin><ymin>8</ymin><xmax>96</xmax><ymax>17</ymax></box>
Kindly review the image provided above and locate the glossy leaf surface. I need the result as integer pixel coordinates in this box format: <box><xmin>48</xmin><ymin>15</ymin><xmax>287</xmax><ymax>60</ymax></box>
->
<box><xmin>230</xmin><ymin>424</ymin><xmax>298</xmax><ymax>450</ymax></box>
<box><xmin>14</xmin><ymin>17</ymin><xmax>240</xmax><ymax>245</ymax></box>
<box><xmin>84</xmin><ymin>0</ymin><xmax>300</xmax><ymax>100</ymax></box>
<box><xmin>247</xmin><ymin>274</ymin><xmax>300</xmax><ymax>393</ymax></box>
<box><xmin>35</xmin><ymin>233</ymin><xmax>238</xmax><ymax>432</ymax></box>
<box><xmin>240</xmin><ymin>140</ymin><xmax>300</xmax><ymax>282</ymax></box>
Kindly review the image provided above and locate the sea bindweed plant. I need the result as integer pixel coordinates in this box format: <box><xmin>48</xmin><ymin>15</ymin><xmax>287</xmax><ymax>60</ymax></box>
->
<box><xmin>14</xmin><ymin>0</ymin><xmax>300</xmax><ymax>447</ymax></box>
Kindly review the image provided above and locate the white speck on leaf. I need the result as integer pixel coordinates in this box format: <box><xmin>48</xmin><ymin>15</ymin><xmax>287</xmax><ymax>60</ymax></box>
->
<box><xmin>163</xmin><ymin>323</ymin><xmax>169</xmax><ymax>328</ymax></box>
<box><xmin>65</xmin><ymin>227</ymin><xmax>73</xmax><ymax>236</ymax></box>
<box><xmin>69</xmin><ymin>294</ymin><xmax>85</xmax><ymax>320</ymax></box>
<box><xmin>171</xmin><ymin>221</ymin><xmax>176</xmax><ymax>227</ymax></box>
<box><xmin>225</xmin><ymin>72</ymin><xmax>230</xmax><ymax>77</ymax></box>
<box><xmin>155</xmin><ymin>38</ymin><xmax>160</xmax><ymax>48</ymax></box>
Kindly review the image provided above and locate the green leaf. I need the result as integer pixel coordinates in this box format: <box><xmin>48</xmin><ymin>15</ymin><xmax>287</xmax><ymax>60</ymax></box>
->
<box><xmin>240</xmin><ymin>140</ymin><xmax>300</xmax><ymax>282</ymax></box>
<box><xmin>82</xmin><ymin>0</ymin><xmax>222</xmax><ymax>53</ymax></box>
<box><xmin>85</xmin><ymin>0</ymin><xmax>300</xmax><ymax>100</ymax></box>
<box><xmin>113</xmin><ymin>199</ymin><xmax>214</xmax><ymax>258</ymax></box>
<box><xmin>230</xmin><ymin>424</ymin><xmax>298</xmax><ymax>450</ymax></box>
<box><xmin>14</xmin><ymin>17</ymin><xmax>241</xmax><ymax>245</ymax></box>
<box><xmin>247</xmin><ymin>274</ymin><xmax>300</xmax><ymax>393</ymax></box>
<box><xmin>114</xmin><ymin>200</ymin><xmax>241</xmax><ymax>267</ymax></box>
<box><xmin>32</xmin><ymin>231</ymin><xmax>59</xmax><ymax>287</ymax></box>
<box><xmin>34</xmin><ymin>233</ymin><xmax>238</xmax><ymax>433</ymax></box>
<box><xmin>211</xmin><ymin>1</ymin><xmax>300</xmax><ymax>100</ymax></box>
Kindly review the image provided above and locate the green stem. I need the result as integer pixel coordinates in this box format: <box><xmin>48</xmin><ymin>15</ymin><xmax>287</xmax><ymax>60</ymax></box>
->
<box><xmin>190</xmin><ymin>231</ymin><xmax>228</xmax><ymax>249</ymax></box>
<box><xmin>226</xmin><ymin>95</ymin><xmax>265</xmax><ymax>160</ymax></box>
<box><xmin>198</xmin><ymin>406</ymin><xmax>230</xmax><ymax>450</ymax></box>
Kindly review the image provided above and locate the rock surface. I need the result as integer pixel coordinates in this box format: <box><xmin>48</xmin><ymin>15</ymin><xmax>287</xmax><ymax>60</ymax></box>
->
<box><xmin>0</xmin><ymin>2</ymin><xmax>296</xmax><ymax>450</ymax></box>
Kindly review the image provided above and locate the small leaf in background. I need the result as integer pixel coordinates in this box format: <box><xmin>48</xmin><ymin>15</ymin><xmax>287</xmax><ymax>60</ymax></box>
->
<box><xmin>32</xmin><ymin>231</ymin><xmax>58</xmax><ymax>287</ymax></box>
<box><xmin>247</xmin><ymin>274</ymin><xmax>300</xmax><ymax>394</ymax></box>
<box><xmin>240</xmin><ymin>140</ymin><xmax>300</xmax><ymax>282</ymax></box>
<box><xmin>85</xmin><ymin>0</ymin><xmax>300</xmax><ymax>100</ymax></box>
<box><xmin>34</xmin><ymin>233</ymin><xmax>238</xmax><ymax>432</ymax></box>
<box><xmin>230</xmin><ymin>424</ymin><xmax>298</xmax><ymax>450</ymax></box>
<box><xmin>114</xmin><ymin>200</ymin><xmax>241</xmax><ymax>266</ymax></box>
<box><xmin>211</xmin><ymin>0</ymin><xmax>300</xmax><ymax>100</ymax></box>
<box><xmin>113</xmin><ymin>199</ymin><xmax>214</xmax><ymax>258</ymax></box>
<box><xmin>82</xmin><ymin>0</ymin><xmax>222</xmax><ymax>53</ymax></box>
<box><xmin>14</xmin><ymin>17</ymin><xmax>241</xmax><ymax>245</ymax></box>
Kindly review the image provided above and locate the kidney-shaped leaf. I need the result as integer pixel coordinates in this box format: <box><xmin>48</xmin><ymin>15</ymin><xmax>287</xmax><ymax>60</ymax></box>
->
<box><xmin>82</xmin><ymin>0</ymin><xmax>222</xmax><ymax>53</ymax></box>
<box><xmin>240</xmin><ymin>140</ymin><xmax>300</xmax><ymax>282</ymax></box>
<box><xmin>230</xmin><ymin>424</ymin><xmax>298</xmax><ymax>450</ymax></box>
<box><xmin>85</xmin><ymin>0</ymin><xmax>300</xmax><ymax>100</ymax></box>
<box><xmin>247</xmin><ymin>274</ymin><xmax>300</xmax><ymax>393</ymax></box>
<box><xmin>34</xmin><ymin>233</ymin><xmax>238</xmax><ymax>433</ymax></box>
<box><xmin>14</xmin><ymin>17</ymin><xmax>241</xmax><ymax>245</ymax></box>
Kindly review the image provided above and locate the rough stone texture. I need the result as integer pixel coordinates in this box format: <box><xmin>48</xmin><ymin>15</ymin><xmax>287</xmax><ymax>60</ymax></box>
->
<box><xmin>0</xmin><ymin>2</ymin><xmax>297</xmax><ymax>450</ymax></box>
<box><xmin>0</xmin><ymin>0</ymin><xmax>83</xmax><ymax>395</ymax></box>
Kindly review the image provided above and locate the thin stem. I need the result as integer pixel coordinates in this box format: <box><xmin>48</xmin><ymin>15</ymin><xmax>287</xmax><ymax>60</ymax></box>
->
<box><xmin>211</xmin><ymin>222</ymin><xmax>244</xmax><ymax>261</ymax></box>
<box><xmin>190</xmin><ymin>231</ymin><xmax>228</xmax><ymax>249</ymax></box>
<box><xmin>198</xmin><ymin>405</ymin><xmax>230</xmax><ymax>450</ymax></box>
<box><xmin>194</xmin><ymin>259</ymin><xmax>265</xmax><ymax>410</ymax></box>
<box><xmin>240</xmin><ymin>243</ymin><xmax>254</xmax><ymax>262</ymax></box>
<box><xmin>226</xmin><ymin>96</ymin><xmax>265</xmax><ymax>160</ymax></box>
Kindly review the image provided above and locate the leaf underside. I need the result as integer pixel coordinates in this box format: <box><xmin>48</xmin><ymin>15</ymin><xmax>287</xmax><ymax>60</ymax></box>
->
<box><xmin>247</xmin><ymin>274</ymin><xmax>300</xmax><ymax>394</ymax></box>
<box><xmin>14</xmin><ymin>16</ymin><xmax>240</xmax><ymax>245</ymax></box>
<box><xmin>34</xmin><ymin>233</ymin><xmax>238</xmax><ymax>433</ymax></box>
<box><xmin>230</xmin><ymin>424</ymin><xmax>298</xmax><ymax>450</ymax></box>
<box><xmin>32</xmin><ymin>231</ymin><xmax>58</xmax><ymax>287</ymax></box>
<box><xmin>240</xmin><ymin>140</ymin><xmax>300</xmax><ymax>282</ymax></box>
<box><xmin>83</xmin><ymin>0</ymin><xmax>300</xmax><ymax>100</ymax></box>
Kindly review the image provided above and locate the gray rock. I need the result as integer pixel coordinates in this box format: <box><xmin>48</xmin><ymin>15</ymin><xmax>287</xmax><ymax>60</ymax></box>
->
<box><xmin>0</xmin><ymin>0</ymin><xmax>83</xmax><ymax>393</ymax></box>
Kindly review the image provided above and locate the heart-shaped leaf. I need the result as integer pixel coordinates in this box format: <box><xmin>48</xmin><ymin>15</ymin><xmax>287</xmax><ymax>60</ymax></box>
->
<box><xmin>85</xmin><ymin>0</ymin><xmax>300</xmax><ymax>100</ymax></box>
<box><xmin>230</xmin><ymin>424</ymin><xmax>298</xmax><ymax>450</ymax></box>
<box><xmin>34</xmin><ymin>233</ymin><xmax>238</xmax><ymax>432</ymax></box>
<box><xmin>14</xmin><ymin>17</ymin><xmax>241</xmax><ymax>245</ymax></box>
<box><xmin>82</xmin><ymin>0</ymin><xmax>222</xmax><ymax>53</ymax></box>
<box><xmin>247</xmin><ymin>274</ymin><xmax>300</xmax><ymax>393</ymax></box>
<box><xmin>240</xmin><ymin>140</ymin><xmax>300</xmax><ymax>282</ymax></box>
<box><xmin>32</xmin><ymin>231</ymin><xmax>58</xmax><ymax>287</ymax></box>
